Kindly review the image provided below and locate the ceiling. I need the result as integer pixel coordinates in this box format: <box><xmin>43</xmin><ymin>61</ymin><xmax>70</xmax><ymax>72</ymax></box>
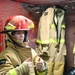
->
<box><xmin>12</xmin><ymin>0</ymin><xmax>75</xmax><ymax>21</ymax></box>
<box><xmin>13</xmin><ymin>0</ymin><xmax>75</xmax><ymax>10</ymax></box>
<box><xmin>13</xmin><ymin>0</ymin><xmax>75</xmax><ymax>5</ymax></box>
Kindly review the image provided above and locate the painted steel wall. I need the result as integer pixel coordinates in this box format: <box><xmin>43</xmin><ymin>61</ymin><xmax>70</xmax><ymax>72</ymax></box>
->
<box><xmin>0</xmin><ymin>0</ymin><xmax>18</xmax><ymax>52</ymax></box>
<box><xmin>0</xmin><ymin>0</ymin><xmax>38</xmax><ymax>52</ymax></box>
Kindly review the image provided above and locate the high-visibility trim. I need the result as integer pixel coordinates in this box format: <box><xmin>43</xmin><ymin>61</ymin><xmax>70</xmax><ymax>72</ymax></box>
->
<box><xmin>50</xmin><ymin>38</ymin><xmax>65</xmax><ymax>43</ymax></box>
<box><xmin>50</xmin><ymin>24</ymin><xmax>55</xmax><ymax>28</ymax></box>
<box><xmin>9</xmin><ymin>69</ymin><xmax>17</xmax><ymax>75</ymax></box>
<box><xmin>57</xmin><ymin>39</ymin><xmax>65</xmax><ymax>43</ymax></box>
<box><xmin>62</xmin><ymin>24</ymin><xmax>65</xmax><ymax>28</ymax></box>
<box><xmin>36</xmin><ymin>38</ymin><xmax>65</xmax><ymax>44</ymax></box>
<box><xmin>36</xmin><ymin>39</ymin><xmax>50</xmax><ymax>44</ymax></box>
<box><xmin>5</xmin><ymin>23</ymin><xmax>16</xmax><ymax>30</ymax></box>
<box><xmin>36</xmin><ymin>70</ymin><xmax>48</xmax><ymax>75</ymax></box>
<box><xmin>50</xmin><ymin>23</ymin><xmax>65</xmax><ymax>28</ymax></box>
<box><xmin>28</xmin><ymin>23</ymin><xmax>34</xmax><ymax>29</ymax></box>
<box><xmin>73</xmin><ymin>48</ymin><xmax>75</xmax><ymax>53</ymax></box>
<box><xmin>60</xmin><ymin>39</ymin><xmax>65</xmax><ymax>43</ymax></box>
<box><xmin>49</xmin><ymin>38</ymin><xmax>58</xmax><ymax>44</ymax></box>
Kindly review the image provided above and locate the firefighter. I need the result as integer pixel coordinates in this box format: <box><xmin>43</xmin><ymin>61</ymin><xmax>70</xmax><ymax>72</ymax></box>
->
<box><xmin>0</xmin><ymin>15</ymin><xmax>48</xmax><ymax>75</ymax></box>
<box><xmin>36</xmin><ymin>7</ymin><xmax>66</xmax><ymax>75</ymax></box>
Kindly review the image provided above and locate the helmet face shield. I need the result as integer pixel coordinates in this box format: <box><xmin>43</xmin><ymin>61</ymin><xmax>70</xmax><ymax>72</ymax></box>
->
<box><xmin>0</xmin><ymin>15</ymin><xmax>34</xmax><ymax>33</ymax></box>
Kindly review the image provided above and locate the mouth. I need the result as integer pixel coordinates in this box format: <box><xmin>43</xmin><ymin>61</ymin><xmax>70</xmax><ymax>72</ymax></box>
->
<box><xmin>19</xmin><ymin>39</ymin><xmax>23</xmax><ymax>41</ymax></box>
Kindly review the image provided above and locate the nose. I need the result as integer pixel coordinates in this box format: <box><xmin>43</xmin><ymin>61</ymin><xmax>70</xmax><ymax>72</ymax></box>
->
<box><xmin>20</xmin><ymin>33</ymin><xmax>24</xmax><ymax>37</ymax></box>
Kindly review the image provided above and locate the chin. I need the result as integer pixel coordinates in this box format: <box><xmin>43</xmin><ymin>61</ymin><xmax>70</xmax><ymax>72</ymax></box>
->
<box><xmin>19</xmin><ymin>40</ymin><xmax>23</xmax><ymax>43</ymax></box>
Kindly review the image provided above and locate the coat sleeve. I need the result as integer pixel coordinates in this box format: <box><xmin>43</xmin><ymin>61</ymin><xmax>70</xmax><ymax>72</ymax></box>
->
<box><xmin>31</xmin><ymin>49</ymin><xmax>48</xmax><ymax>75</ymax></box>
<box><xmin>0</xmin><ymin>53</ymin><xmax>15</xmax><ymax>75</ymax></box>
<box><xmin>0</xmin><ymin>49</ymin><xmax>23</xmax><ymax>75</ymax></box>
<box><xmin>0</xmin><ymin>52</ymin><xmax>29</xmax><ymax>75</ymax></box>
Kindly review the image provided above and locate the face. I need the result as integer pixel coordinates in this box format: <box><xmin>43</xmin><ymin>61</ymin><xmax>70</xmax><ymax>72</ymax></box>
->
<box><xmin>13</xmin><ymin>31</ymin><xmax>25</xmax><ymax>43</ymax></box>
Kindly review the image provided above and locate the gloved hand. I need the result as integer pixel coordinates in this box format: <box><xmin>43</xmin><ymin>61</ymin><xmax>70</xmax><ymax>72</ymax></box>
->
<box><xmin>35</xmin><ymin>58</ymin><xmax>48</xmax><ymax>75</ymax></box>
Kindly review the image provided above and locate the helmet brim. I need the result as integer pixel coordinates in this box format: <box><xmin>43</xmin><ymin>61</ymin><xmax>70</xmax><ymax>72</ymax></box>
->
<box><xmin>0</xmin><ymin>29</ymin><xmax>30</xmax><ymax>34</ymax></box>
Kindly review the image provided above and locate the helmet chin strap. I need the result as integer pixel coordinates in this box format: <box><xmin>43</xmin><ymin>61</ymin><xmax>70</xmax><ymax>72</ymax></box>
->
<box><xmin>24</xmin><ymin>31</ymin><xmax>28</xmax><ymax>42</ymax></box>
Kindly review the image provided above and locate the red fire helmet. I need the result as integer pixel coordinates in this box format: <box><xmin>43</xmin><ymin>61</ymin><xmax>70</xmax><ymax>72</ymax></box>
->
<box><xmin>1</xmin><ymin>15</ymin><xmax>34</xmax><ymax>33</ymax></box>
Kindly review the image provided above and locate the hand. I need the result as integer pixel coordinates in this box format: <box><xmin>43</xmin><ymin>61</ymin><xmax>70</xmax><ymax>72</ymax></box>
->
<box><xmin>35</xmin><ymin>58</ymin><xmax>48</xmax><ymax>72</ymax></box>
<box><xmin>36</xmin><ymin>62</ymin><xmax>43</xmax><ymax>71</ymax></box>
<box><xmin>25</xmin><ymin>58</ymin><xmax>42</xmax><ymax>71</ymax></box>
<box><xmin>35</xmin><ymin>58</ymin><xmax>43</xmax><ymax>71</ymax></box>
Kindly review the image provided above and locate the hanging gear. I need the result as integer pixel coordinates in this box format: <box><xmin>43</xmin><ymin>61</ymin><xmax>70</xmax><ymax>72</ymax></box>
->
<box><xmin>36</xmin><ymin>7</ymin><xmax>54</xmax><ymax>44</ymax></box>
<box><xmin>35</xmin><ymin>6</ymin><xmax>66</xmax><ymax>75</ymax></box>
<box><xmin>53</xmin><ymin>7</ymin><xmax>65</xmax><ymax>48</ymax></box>
<box><xmin>0</xmin><ymin>15</ymin><xmax>34</xmax><ymax>33</ymax></box>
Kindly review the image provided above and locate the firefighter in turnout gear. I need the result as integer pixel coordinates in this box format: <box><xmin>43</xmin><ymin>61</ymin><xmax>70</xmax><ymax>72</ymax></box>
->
<box><xmin>0</xmin><ymin>15</ymin><xmax>48</xmax><ymax>75</ymax></box>
<box><xmin>36</xmin><ymin>7</ymin><xmax>66</xmax><ymax>75</ymax></box>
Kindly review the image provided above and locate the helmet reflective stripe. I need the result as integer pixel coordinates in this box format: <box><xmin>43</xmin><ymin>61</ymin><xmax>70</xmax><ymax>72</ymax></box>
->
<box><xmin>28</xmin><ymin>22</ymin><xmax>34</xmax><ymax>29</ymax></box>
<box><xmin>9</xmin><ymin>69</ymin><xmax>17</xmax><ymax>75</ymax></box>
<box><xmin>5</xmin><ymin>23</ymin><xmax>16</xmax><ymax>30</ymax></box>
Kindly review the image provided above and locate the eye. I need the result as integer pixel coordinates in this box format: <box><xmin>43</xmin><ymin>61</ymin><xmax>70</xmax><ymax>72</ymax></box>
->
<box><xmin>16</xmin><ymin>31</ymin><xmax>21</xmax><ymax>34</ymax></box>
